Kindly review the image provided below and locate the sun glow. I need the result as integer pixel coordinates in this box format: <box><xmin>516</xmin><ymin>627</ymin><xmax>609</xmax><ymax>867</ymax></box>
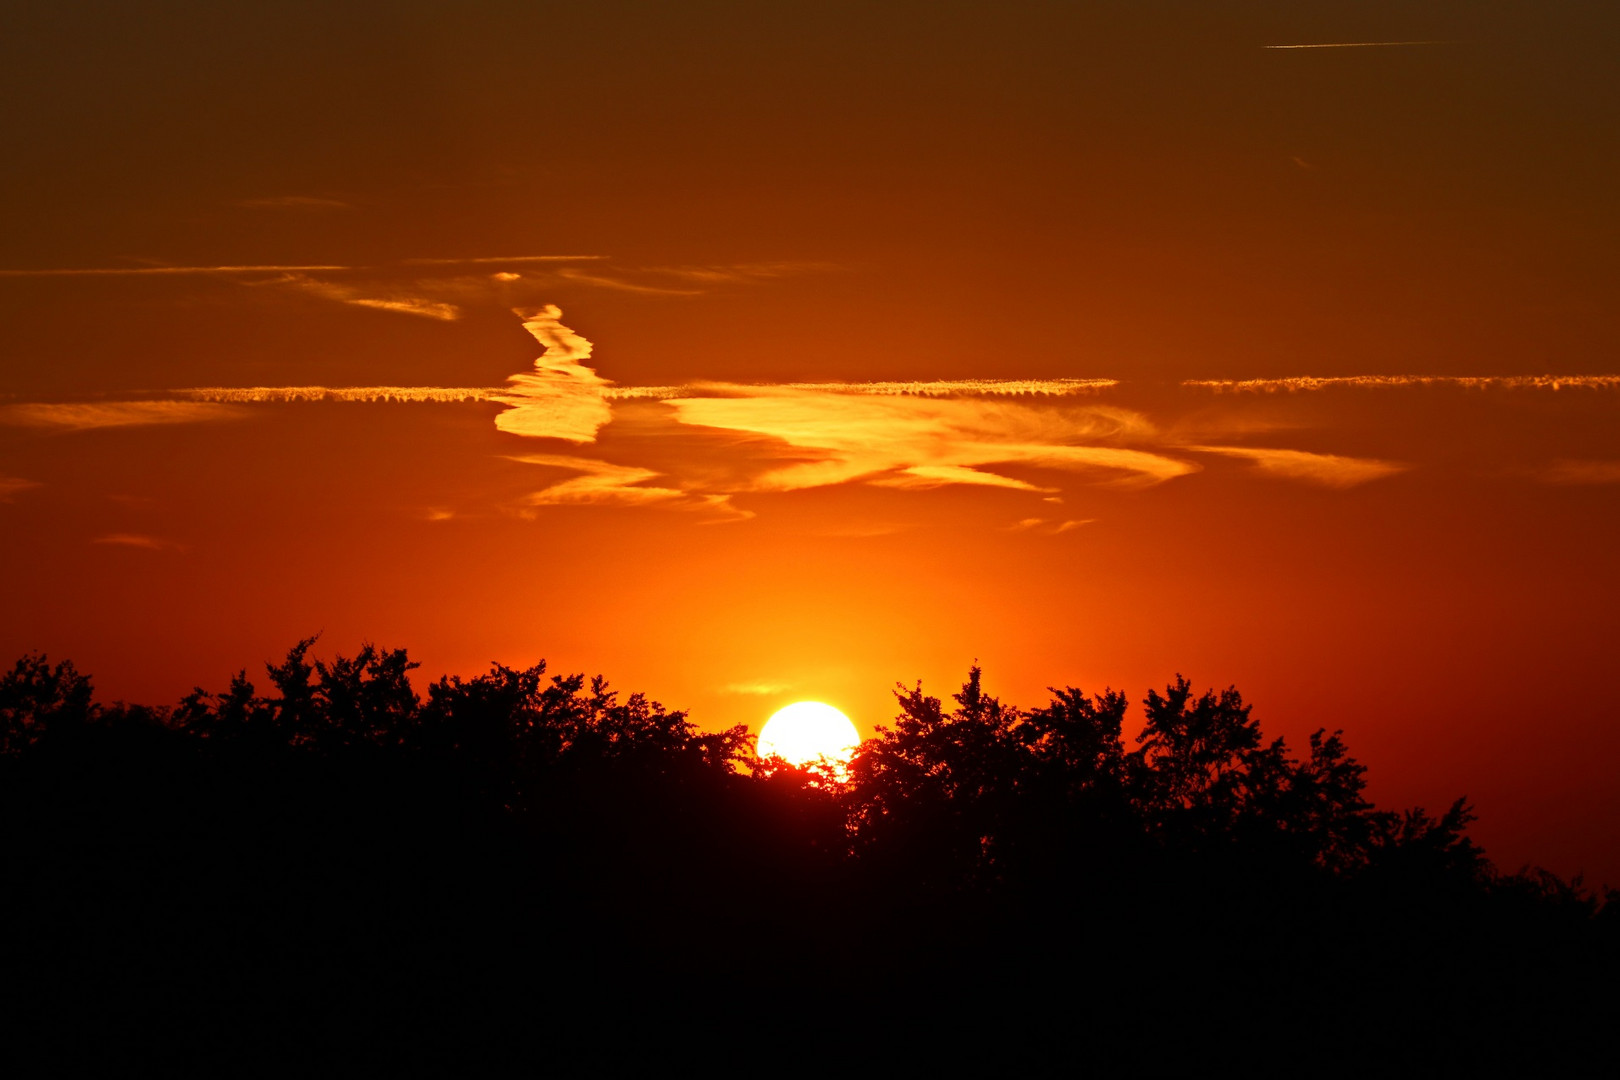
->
<box><xmin>757</xmin><ymin>702</ymin><xmax>860</xmax><ymax>774</ymax></box>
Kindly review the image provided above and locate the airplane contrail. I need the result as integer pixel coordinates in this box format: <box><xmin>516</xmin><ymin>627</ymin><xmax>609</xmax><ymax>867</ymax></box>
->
<box><xmin>0</xmin><ymin>264</ymin><xmax>350</xmax><ymax>277</ymax></box>
<box><xmin>1264</xmin><ymin>41</ymin><xmax>1451</xmax><ymax>50</ymax></box>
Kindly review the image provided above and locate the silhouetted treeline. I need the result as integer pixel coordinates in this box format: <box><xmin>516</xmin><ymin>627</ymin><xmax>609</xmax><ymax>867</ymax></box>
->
<box><xmin>3</xmin><ymin>643</ymin><xmax>1614</xmax><ymax>1069</ymax></box>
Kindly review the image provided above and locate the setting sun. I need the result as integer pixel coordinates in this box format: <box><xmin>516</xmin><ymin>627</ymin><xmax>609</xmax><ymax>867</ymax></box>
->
<box><xmin>757</xmin><ymin>702</ymin><xmax>860</xmax><ymax>772</ymax></box>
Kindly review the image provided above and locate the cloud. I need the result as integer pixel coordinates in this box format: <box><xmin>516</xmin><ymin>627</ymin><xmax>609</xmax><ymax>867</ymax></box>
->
<box><xmin>492</xmin><ymin>306</ymin><xmax>615</xmax><ymax>443</ymax></box>
<box><xmin>874</xmin><ymin>465</ymin><xmax>1055</xmax><ymax>492</ymax></box>
<box><xmin>511</xmin><ymin>454</ymin><xmax>686</xmax><ymax>507</ymax></box>
<box><xmin>1009</xmin><ymin>517</ymin><xmax>1093</xmax><ymax>534</ymax></box>
<box><xmin>0</xmin><ymin>477</ymin><xmax>41</xmax><ymax>501</ymax></box>
<box><xmin>92</xmin><ymin>533</ymin><xmax>184</xmax><ymax>551</ymax></box>
<box><xmin>1264</xmin><ymin>41</ymin><xmax>1451</xmax><ymax>50</ymax></box>
<box><xmin>182</xmin><ymin>386</ymin><xmax>500</xmax><ymax>403</ymax></box>
<box><xmin>664</xmin><ymin>390</ymin><xmax>1195</xmax><ymax>493</ymax></box>
<box><xmin>641</xmin><ymin>261</ymin><xmax>839</xmax><ymax>284</ymax></box>
<box><xmin>509</xmin><ymin>453</ymin><xmax>750</xmax><ymax>520</ymax></box>
<box><xmin>401</xmin><ymin>255</ymin><xmax>608</xmax><ymax>265</ymax></box>
<box><xmin>271</xmin><ymin>274</ymin><xmax>461</xmax><ymax>320</ymax></box>
<box><xmin>555</xmin><ymin>268</ymin><xmax>704</xmax><ymax>296</ymax></box>
<box><xmin>720</xmin><ymin>681</ymin><xmax>793</xmax><ymax>696</ymax></box>
<box><xmin>0</xmin><ymin>401</ymin><xmax>242</xmax><ymax>431</ymax></box>
<box><xmin>1185</xmin><ymin>375</ymin><xmax>1620</xmax><ymax>393</ymax></box>
<box><xmin>0</xmin><ymin>264</ymin><xmax>348</xmax><ymax>277</ymax></box>
<box><xmin>1538</xmin><ymin>459</ymin><xmax>1620</xmax><ymax>485</ymax></box>
<box><xmin>1186</xmin><ymin>446</ymin><xmax>1407</xmax><ymax>488</ymax></box>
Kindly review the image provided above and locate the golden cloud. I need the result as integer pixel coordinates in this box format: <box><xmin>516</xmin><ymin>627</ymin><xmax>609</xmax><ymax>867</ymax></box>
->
<box><xmin>1186</xmin><ymin>445</ymin><xmax>1407</xmax><ymax>487</ymax></box>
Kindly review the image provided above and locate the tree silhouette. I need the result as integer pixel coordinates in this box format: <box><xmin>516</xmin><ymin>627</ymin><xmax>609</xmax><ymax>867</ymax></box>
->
<box><xmin>2</xmin><ymin>641</ymin><xmax>1614</xmax><ymax>1069</ymax></box>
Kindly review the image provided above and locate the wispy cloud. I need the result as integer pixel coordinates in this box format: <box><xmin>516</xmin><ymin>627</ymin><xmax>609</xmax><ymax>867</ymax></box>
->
<box><xmin>1185</xmin><ymin>375</ymin><xmax>1620</xmax><ymax>393</ymax></box>
<box><xmin>664</xmin><ymin>391</ymin><xmax>1195</xmax><ymax>492</ymax></box>
<box><xmin>720</xmin><ymin>681</ymin><xmax>793</xmax><ymax>696</ymax></box>
<box><xmin>1009</xmin><ymin>517</ymin><xmax>1093</xmax><ymax>534</ymax></box>
<box><xmin>509</xmin><ymin>453</ymin><xmax>749</xmax><ymax>520</ymax></box>
<box><xmin>510</xmin><ymin>454</ymin><xmax>686</xmax><ymax>507</ymax></box>
<box><xmin>1186</xmin><ymin>446</ymin><xmax>1407</xmax><ymax>488</ymax></box>
<box><xmin>0</xmin><ymin>476</ymin><xmax>41</xmax><ymax>501</ymax></box>
<box><xmin>0</xmin><ymin>264</ymin><xmax>348</xmax><ymax>277</ymax></box>
<box><xmin>271</xmin><ymin>273</ymin><xmax>461</xmax><ymax>320</ymax></box>
<box><xmin>91</xmin><ymin>533</ymin><xmax>185</xmax><ymax>551</ymax></box>
<box><xmin>1263</xmin><ymin>41</ymin><xmax>1451</xmax><ymax>50</ymax></box>
<box><xmin>0</xmin><ymin>401</ymin><xmax>242</xmax><ymax>431</ymax></box>
<box><xmin>642</xmin><ymin>261</ymin><xmax>839</xmax><ymax>284</ymax></box>
<box><xmin>555</xmin><ymin>267</ymin><xmax>704</xmax><ymax>296</ymax></box>
<box><xmin>1537</xmin><ymin>459</ymin><xmax>1620</xmax><ymax>486</ymax></box>
<box><xmin>401</xmin><ymin>255</ymin><xmax>608</xmax><ymax>265</ymax></box>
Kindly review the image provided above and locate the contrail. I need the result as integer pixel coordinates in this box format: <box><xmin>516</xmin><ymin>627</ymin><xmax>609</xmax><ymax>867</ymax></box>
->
<box><xmin>401</xmin><ymin>255</ymin><xmax>609</xmax><ymax>265</ymax></box>
<box><xmin>0</xmin><ymin>264</ymin><xmax>349</xmax><ymax>277</ymax></box>
<box><xmin>1264</xmin><ymin>41</ymin><xmax>1451</xmax><ymax>50</ymax></box>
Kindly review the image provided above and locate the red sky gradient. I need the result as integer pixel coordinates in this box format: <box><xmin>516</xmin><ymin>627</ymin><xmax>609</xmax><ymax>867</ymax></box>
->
<box><xmin>3</xmin><ymin>1</ymin><xmax>1618</xmax><ymax>884</ymax></box>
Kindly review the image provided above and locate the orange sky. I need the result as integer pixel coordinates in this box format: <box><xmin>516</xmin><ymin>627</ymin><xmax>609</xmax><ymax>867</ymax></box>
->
<box><xmin>3</xmin><ymin>1</ymin><xmax>1619</xmax><ymax>884</ymax></box>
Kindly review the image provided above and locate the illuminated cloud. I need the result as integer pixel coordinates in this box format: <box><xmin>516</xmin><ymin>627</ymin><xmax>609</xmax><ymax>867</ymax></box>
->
<box><xmin>272</xmin><ymin>274</ymin><xmax>461</xmax><ymax>320</ymax></box>
<box><xmin>1010</xmin><ymin>517</ymin><xmax>1094</xmax><ymax>534</ymax></box>
<box><xmin>1185</xmin><ymin>375</ymin><xmax>1620</xmax><ymax>393</ymax></box>
<box><xmin>511</xmin><ymin>454</ymin><xmax>686</xmax><ymax>507</ymax></box>
<box><xmin>510</xmin><ymin>453</ymin><xmax>750</xmax><ymax>521</ymax></box>
<box><xmin>1538</xmin><ymin>460</ymin><xmax>1620</xmax><ymax>485</ymax></box>
<box><xmin>720</xmin><ymin>681</ymin><xmax>793</xmax><ymax>696</ymax></box>
<box><xmin>401</xmin><ymin>255</ymin><xmax>608</xmax><ymax>265</ymax></box>
<box><xmin>665</xmin><ymin>390</ymin><xmax>1195</xmax><ymax>492</ymax></box>
<box><xmin>182</xmin><ymin>386</ymin><xmax>501</xmax><ymax>403</ymax></box>
<box><xmin>875</xmin><ymin>465</ymin><xmax>1055</xmax><ymax>492</ymax></box>
<box><xmin>555</xmin><ymin>267</ymin><xmax>703</xmax><ymax>296</ymax></box>
<box><xmin>0</xmin><ymin>476</ymin><xmax>41</xmax><ymax>501</ymax></box>
<box><xmin>91</xmin><ymin>533</ymin><xmax>184</xmax><ymax>551</ymax></box>
<box><xmin>1187</xmin><ymin>446</ymin><xmax>1407</xmax><ymax>488</ymax></box>
<box><xmin>0</xmin><ymin>263</ymin><xmax>348</xmax><ymax>277</ymax></box>
<box><xmin>492</xmin><ymin>306</ymin><xmax>615</xmax><ymax>443</ymax></box>
<box><xmin>641</xmin><ymin>261</ymin><xmax>839</xmax><ymax>284</ymax></box>
<box><xmin>0</xmin><ymin>401</ymin><xmax>242</xmax><ymax>431</ymax></box>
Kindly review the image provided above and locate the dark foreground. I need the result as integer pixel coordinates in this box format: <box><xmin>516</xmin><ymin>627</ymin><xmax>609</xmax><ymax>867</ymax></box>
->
<box><xmin>3</xmin><ymin>644</ymin><xmax>1615</xmax><ymax>1070</ymax></box>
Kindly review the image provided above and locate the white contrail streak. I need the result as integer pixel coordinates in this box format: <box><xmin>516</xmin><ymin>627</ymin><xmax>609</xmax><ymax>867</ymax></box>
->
<box><xmin>1264</xmin><ymin>41</ymin><xmax>1451</xmax><ymax>50</ymax></box>
<box><xmin>1184</xmin><ymin>375</ymin><xmax>1620</xmax><ymax>392</ymax></box>
<box><xmin>0</xmin><ymin>264</ymin><xmax>349</xmax><ymax>277</ymax></box>
<box><xmin>400</xmin><ymin>255</ymin><xmax>609</xmax><ymax>265</ymax></box>
<box><xmin>180</xmin><ymin>377</ymin><xmax>1120</xmax><ymax>404</ymax></box>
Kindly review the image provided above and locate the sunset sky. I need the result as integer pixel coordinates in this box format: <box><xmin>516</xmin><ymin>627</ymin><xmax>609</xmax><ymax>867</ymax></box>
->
<box><xmin>3</xmin><ymin>1</ymin><xmax>1618</xmax><ymax>882</ymax></box>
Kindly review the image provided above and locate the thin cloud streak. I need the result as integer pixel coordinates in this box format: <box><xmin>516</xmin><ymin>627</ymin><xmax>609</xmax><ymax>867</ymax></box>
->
<box><xmin>1538</xmin><ymin>460</ymin><xmax>1620</xmax><ymax>486</ymax></box>
<box><xmin>401</xmin><ymin>255</ymin><xmax>608</xmax><ymax>265</ymax></box>
<box><xmin>555</xmin><ymin>268</ymin><xmax>704</xmax><ymax>296</ymax></box>
<box><xmin>1263</xmin><ymin>41</ymin><xmax>1451</xmax><ymax>50</ymax></box>
<box><xmin>720</xmin><ymin>682</ymin><xmax>793</xmax><ymax>696</ymax></box>
<box><xmin>508</xmin><ymin>453</ymin><xmax>750</xmax><ymax>520</ymax></box>
<box><xmin>1187</xmin><ymin>446</ymin><xmax>1407</xmax><ymax>488</ymax></box>
<box><xmin>0</xmin><ymin>402</ymin><xmax>243</xmax><ymax>431</ymax></box>
<box><xmin>0</xmin><ymin>264</ymin><xmax>349</xmax><ymax>277</ymax></box>
<box><xmin>272</xmin><ymin>274</ymin><xmax>461</xmax><ymax>320</ymax></box>
<box><xmin>1185</xmin><ymin>375</ymin><xmax>1620</xmax><ymax>393</ymax></box>
<box><xmin>0</xmin><ymin>477</ymin><xmax>41</xmax><ymax>501</ymax></box>
<box><xmin>510</xmin><ymin>454</ymin><xmax>685</xmax><ymax>507</ymax></box>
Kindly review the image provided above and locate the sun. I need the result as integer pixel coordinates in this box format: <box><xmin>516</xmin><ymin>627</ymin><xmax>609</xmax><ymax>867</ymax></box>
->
<box><xmin>757</xmin><ymin>701</ymin><xmax>860</xmax><ymax>774</ymax></box>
